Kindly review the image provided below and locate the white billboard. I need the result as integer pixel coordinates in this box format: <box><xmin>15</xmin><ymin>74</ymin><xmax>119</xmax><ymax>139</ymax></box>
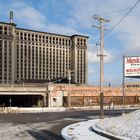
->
<box><xmin>124</xmin><ymin>56</ymin><xmax>140</xmax><ymax>77</ymax></box>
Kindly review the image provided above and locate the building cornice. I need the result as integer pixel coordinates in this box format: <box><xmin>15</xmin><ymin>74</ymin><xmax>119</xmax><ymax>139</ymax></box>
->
<box><xmin>0</xmin><ymin>22</ymin><xmax>89</xmax><ymax>39</ymax></box>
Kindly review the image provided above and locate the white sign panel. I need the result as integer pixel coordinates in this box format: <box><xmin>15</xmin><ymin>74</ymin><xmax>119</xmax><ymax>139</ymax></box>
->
<box><xmin>124</xmin><ymin>56</ymin><xmax>140</xmax><ymax>77</ymax></box>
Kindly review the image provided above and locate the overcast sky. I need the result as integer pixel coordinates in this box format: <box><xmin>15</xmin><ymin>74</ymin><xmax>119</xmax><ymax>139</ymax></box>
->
<box><xmin>0</xmin><ymin>0</ymin><xmax>140</xmax><ymax>86</ymax></box>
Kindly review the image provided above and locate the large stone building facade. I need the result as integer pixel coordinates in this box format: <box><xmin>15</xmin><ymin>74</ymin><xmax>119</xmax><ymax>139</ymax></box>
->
<box><xmin>0</xmin><ymin>12</ymin><xmax>88</xmax><ymax>85</ymax></box>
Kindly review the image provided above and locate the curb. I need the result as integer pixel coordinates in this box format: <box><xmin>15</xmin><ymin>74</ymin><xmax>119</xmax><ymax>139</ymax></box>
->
<box><xmin>92</xmin><ymin>121</ymin><xmax>131</xmax><ymax>140</ymax></box>
<box><xmin>61</xmin><ymin>119</ymin><xmax>132</xmax><ymax>140</ymax></box>
<box><xmin>61</xmin><ymin>122</ymin><xmax>81</xmax><ymax>140</ymax></box>
<box><xmin>61</xmin><ymin>120</ymin><xmax>111</xmax><ymax>140</ymax></box>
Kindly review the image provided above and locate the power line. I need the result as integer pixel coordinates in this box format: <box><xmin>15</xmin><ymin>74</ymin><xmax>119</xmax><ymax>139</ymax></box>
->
<box><xmin>106</xmin><ymin>0</ymin><xmax>140</xmax><ymax>35</ymax></box>
<box><xmin>100</xmin><ymin>7</ymin><xmax>131</xmax><ymax>16</ymax></box>
<box><xmin>93</xmin><ymin>0</ymin><xmax>140</xmax><ymax>49</ymax></box>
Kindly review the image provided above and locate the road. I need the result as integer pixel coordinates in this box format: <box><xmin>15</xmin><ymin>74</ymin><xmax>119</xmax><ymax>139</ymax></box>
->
<box><xmin>0</xmin><ymin>108</ymin><xmax>138</xmax><ymax>140</ymax></box>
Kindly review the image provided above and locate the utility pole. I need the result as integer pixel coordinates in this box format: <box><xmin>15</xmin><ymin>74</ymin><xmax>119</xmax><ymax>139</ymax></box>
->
<box><xmin>93</xmin><ymin>15</ymin><xmax>110</xmax><ymax>119</ymax></box>
<box><xmin>68</xmin><ymin>70</ymin><xmax>71</xmax><ymax>109</ymax></box>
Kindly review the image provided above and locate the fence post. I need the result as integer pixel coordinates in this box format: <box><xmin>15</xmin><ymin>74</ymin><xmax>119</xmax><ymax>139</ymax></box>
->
<box><xmin>83</xmin><ymin>94</ymin><xmax>85</xmax><ymax>107</ymax></box>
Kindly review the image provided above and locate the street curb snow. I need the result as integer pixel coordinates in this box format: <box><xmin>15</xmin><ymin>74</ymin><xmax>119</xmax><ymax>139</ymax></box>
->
<box><xmin>92</xmin><ymin>120</ymin><xmax>131</xmax><ymax>140</ymax></box>
<box><xmin>61</xmin><ymin>122</ymin><xmax>81</xmax><ymax>140</ymax></box>
<box><xmin>61</xmin><ymin>120</ymin><xmax>109</xmax><ymax>140</ymax></box>
<box><xmin>0</xmin><ymin>107</ymin><xmax>67</xmax><ymax>113</ymax></box>
<box><xmin>61</xmin><ymin>119</ymin><xmax>132</xmax><ymax>140</ymax></box>
<box><xmin>0</xmin><ymin>106</ymin><xmax>139</xmax><ymax>114</ymax></box>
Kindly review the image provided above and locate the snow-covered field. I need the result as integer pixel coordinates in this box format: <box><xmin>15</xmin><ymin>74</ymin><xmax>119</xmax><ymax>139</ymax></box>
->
<box><xmin>96</xmin><ymin>109</ymin><xmax>140</xmax><ymax>140</ymax></box>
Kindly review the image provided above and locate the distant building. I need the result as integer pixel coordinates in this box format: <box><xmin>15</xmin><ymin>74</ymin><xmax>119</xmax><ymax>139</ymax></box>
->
<box><xmin>125</xmin><ymin>82</ymin><xmax>140</xmax><ymax>88</ymax></box>
<box><xmin>0</xmin><ymin>12</ymin><xmax>88</xmax><ymax>85</ymax></box>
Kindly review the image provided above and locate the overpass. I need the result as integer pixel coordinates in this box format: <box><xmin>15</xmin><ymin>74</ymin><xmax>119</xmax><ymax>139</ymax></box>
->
<box><xmin>0</xmin><ymin>85</ymin><xmax>48</xmax><ymax>107</ymax></box>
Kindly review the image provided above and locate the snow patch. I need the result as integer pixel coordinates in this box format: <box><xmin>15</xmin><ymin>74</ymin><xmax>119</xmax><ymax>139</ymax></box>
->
<box><xmin>96</xmin><ymin>109</ymin><xmax>140</xmax><ymax>140</ymax></box>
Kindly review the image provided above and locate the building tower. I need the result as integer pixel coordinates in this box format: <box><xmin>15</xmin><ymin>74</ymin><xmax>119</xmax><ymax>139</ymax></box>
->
<box><xmin>0</xmin><ymin>12</ymin><xmax>88</xmax><ymax>85</ymax></box>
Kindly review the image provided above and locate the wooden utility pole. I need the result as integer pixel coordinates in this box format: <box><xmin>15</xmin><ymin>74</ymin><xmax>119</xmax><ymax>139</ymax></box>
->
<box><xmin>68</xmin><ymin>70</ymin><xmax>71</xmax><ymax>109</ymax></box>
<box><xmin>93</xmin><ymin>15</ymin><xmax>110</xmax><ymax>119</ymax></box>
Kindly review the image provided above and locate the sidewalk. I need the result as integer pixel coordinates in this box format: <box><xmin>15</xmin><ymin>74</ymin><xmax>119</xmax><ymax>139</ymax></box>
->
<box><xmin>0</xmin><ymin>107</ymin><xmax>67</xmax><ymax>113</ymax></box>
<box><xmin>0</xmin><ymin>105</ymin><xmax>140</xmax><ymax>113</ymax></box>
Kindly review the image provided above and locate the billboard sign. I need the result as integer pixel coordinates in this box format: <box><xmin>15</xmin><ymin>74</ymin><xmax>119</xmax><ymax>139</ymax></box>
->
<box><xmin>124</xmin><ymin>56</ymin><xmax>140</xmax><ymax>77</ymax></box>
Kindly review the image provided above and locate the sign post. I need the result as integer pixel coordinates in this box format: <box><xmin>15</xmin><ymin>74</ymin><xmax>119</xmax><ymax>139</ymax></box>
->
<box><xmin>122</xmin><ymin>55</ymin><xmax>125</xmax><ymax>114</ymax></box>
<box><xmin>9</xmin><ymin>98</ymin><xmax>12</xmax><ymax>107</ymax></box>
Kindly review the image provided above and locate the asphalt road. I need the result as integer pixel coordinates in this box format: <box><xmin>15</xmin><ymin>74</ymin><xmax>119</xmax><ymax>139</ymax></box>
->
<box><xmin>0</xmin><ymin>108</ymin><xmax>138</xmax><ymax>140</ymax></box>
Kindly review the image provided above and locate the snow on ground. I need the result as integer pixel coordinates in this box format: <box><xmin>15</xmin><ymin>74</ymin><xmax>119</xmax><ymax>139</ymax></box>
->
<box><xmin>62</xmin><ymin>109</ymin><xmax>140</xmax><ymax>140</ymax></box>
<box><xmin>0</xmin><ymin>122</ymin><xmax>35</xmax><ymax>140</ymax></box>
<box><xmin>61</xmin><ymin>120</ymin><xmax>109</xmax><ymax>140</ymax></box>
<box><xmin>1</xmin><ymin>108</ymin><xmax>140</xmax><ymax>139</ymax></box>
<box><xmin>96</xmin><ymin>109</ymin><xmax>140</xmax><ymax>140</ymax></box>
<box><xmin>0</xmin><ymin>121</ymin><xmax>57</xmax><ymax>140</ymax></box>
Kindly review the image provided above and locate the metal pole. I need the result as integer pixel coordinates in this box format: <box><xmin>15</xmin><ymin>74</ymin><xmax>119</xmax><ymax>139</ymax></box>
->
<box><xmin>9</xmin><ymin>98</ymin><xmax>12</xmax><ymax>107</ymax></box>
<box><xmin>122</xmin><ymin>55</ymin><xmax>125</xmax><ymax>114</ymax></box>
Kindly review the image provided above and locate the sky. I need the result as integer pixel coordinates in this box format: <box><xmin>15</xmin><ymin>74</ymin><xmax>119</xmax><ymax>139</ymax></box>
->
<box><xmin>0</xmin><ymin>0</ymin><xmax>140</xmax><ymax>87</ymax></box>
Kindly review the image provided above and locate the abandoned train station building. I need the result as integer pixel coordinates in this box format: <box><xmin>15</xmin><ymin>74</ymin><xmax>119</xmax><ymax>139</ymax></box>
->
<box><xmin>0</xmin><ymin>12</ymin><xmax>89</xmax><ymax>107</ymax></box>
<box><xmin>0</xmin><ymin>12</ymin><xmax>88</xmax><ymax>85</ymax></box>
<box><xmin>0</xmin><ymin>12</ymin><xmax>140</xmax><ymax>108</ymax></box>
